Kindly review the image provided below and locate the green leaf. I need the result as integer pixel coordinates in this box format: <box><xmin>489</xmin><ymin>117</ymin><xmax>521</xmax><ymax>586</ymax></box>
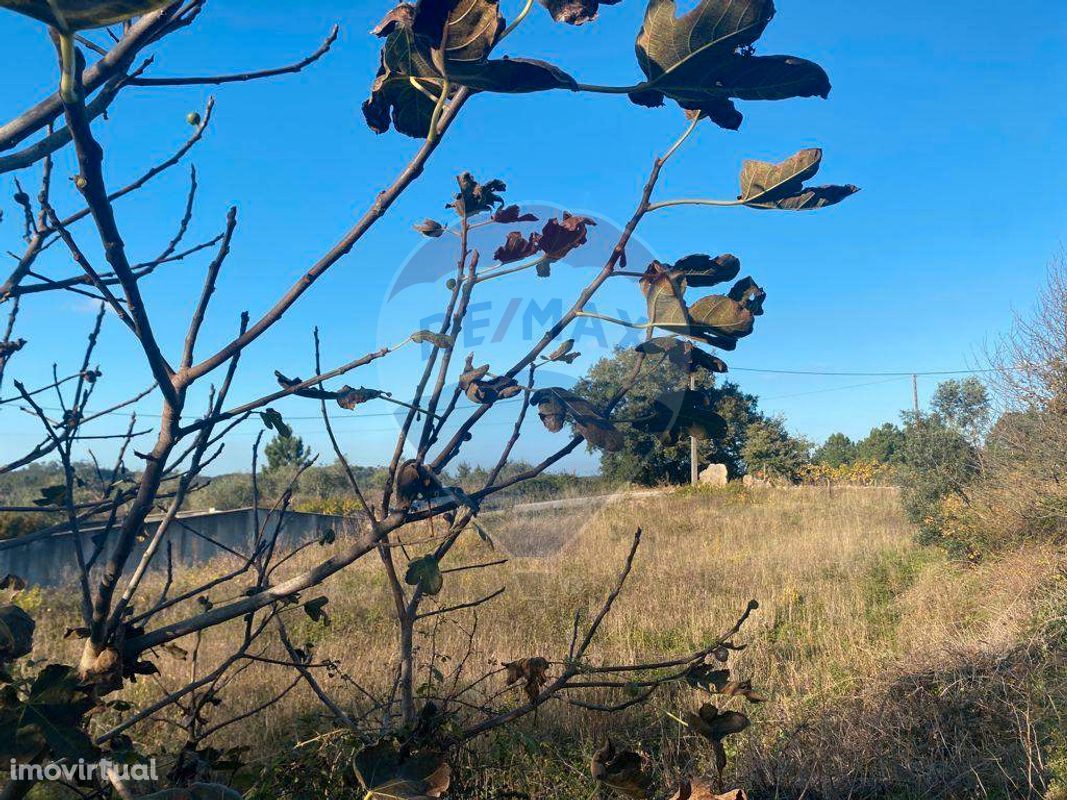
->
<box><xmin>738</xmin><ymin>148</ymin><xmax>859</xmax><ymax>210</ymax></box>
<box><xmin>405</xmin><ymin>555</ymin><xmax>444</xmax><ymax>596</ymax></box>
<box><xmin>633</xmin><ymin>389</ymin><xmax>728</xmax><ymax>443</ymax></box>
<box><xmin>141</xmin><ymin>784</ymin><xmax>243</xmax><ymax>800</ymax></box>
<box><xmin>0</xmin><ymin>0</ymin><xmax>174</xmax><ymax>31</ymax></box>
<box><xmin>352</xmin><ymin>740</ymin><xmax>451</xmax><ymax>799</ymax></box>
<box><xmin>16</xmin><ymin>664</ymin><xmax>96</xmax><ymax>761</ymax></box>
<box><xmin>632</xmin><ymin>0</ymin><xmax>830</xmax><ymax>129</ymax></box>
<box><xmin>259</xmin><ymin>408</ymin><xmax>291</xmax><ymax>439</ymax></box>
<box><xmin>0</xmin><ymin>605</ymin><xmax>34</xmax><ymax>661</ymax></box>
<box><xmin>33</xmin><ymin>484</ymin><xmax>66</xmax><ymax>507</ymax></box>
<box><xmin>303</xmin><ymin>595</ymin><xmax>330</xmax><ymax>625</ymax></box>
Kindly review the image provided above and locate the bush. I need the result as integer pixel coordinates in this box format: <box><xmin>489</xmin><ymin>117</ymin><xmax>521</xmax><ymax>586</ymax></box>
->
<box><xmin>800</xmin><ymin>459</ymin><xmax>894</xmax><ymax>486</ymax></box>
<box><xmin>896</xmin><ymin>412</ymin><xmax>980</xmax><ymax>552</ymax></box>
<box><xmin>0</xmin><ymin>512</ymin><xmax>45</xmax><ymax>541</ymax></box>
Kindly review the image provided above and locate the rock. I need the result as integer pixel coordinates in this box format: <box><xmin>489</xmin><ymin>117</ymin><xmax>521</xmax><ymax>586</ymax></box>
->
<box><xmin>698</xmin><ymin>463</ymin><xmax>729</xmax><ymax>487</ymax></box>
<box><xmin>742</xmin><ymin>474</ymin><xmax>773</xmax><ymax>488</ymax></box>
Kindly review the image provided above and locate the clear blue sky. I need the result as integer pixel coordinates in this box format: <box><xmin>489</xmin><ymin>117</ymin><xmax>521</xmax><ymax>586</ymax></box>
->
<box><xmin>2</xmin><ymin>1</ymin><xmax>1066</xmax><ymax>473</ymax></box>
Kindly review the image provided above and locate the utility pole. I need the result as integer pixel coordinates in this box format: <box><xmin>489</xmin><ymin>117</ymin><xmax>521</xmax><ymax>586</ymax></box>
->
<box><xmin>690</xmin><ymin>372</ymin><xmax>699</xmax><ymax>486</ymax></box>
<box><xmin>912</xmin><ymin>373</ymin><xmax>920</xmax><ymax>415</ymax></box>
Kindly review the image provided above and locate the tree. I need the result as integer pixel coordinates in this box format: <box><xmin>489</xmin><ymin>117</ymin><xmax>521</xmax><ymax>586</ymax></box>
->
<box><xmin>264</xmin><ymin>434</ymin><xmax>308</xmax><ymax>472</ymax></box>
<box><xmin>854</xmin><ymin>422</ymin><xmax>906</xmax><ymax>465</ymax></box>
<box><xmin>931</xmin><ymin>377</ymin><xmax>991</xmax><ymax>440</ymax></box>
<box><xmin>741</xmin><ymin>418</ymin><xmax>811</xmax><ymax>483</ymax></box>
<box><xmin>812</xmin><ymin>432</ymin><xmax>856</xmax><ymax>468</ymax></box>
<box><xmin>575</xmin><ymin>347</ymin><xmax>761</xmax><ymax>485</ymax></box>
<box><xmin>0</xmin><ymin>1</ymin><xmax>855</xmax><ymax>796</ymax></box>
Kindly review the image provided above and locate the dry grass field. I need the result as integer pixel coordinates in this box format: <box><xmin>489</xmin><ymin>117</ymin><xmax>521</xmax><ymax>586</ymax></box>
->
<box><xmin>25</xmin><ymin>486</ymin><xmax>1067</xmax><ymax>799</ymax></box>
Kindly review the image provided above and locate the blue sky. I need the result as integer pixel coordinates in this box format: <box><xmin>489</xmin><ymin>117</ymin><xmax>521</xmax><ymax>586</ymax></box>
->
<box><xmin>1</xmin><ymin>1</ymin><xmax>1066</xmax><ymax>474</ymax></box>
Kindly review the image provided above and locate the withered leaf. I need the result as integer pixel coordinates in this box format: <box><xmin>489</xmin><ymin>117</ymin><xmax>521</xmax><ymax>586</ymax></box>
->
<box><xmin>364</xmin><ymin>2</ymin><xmax>574</xmax><ymax>138</ymax></box>
<box><xmin>738</xmin><ymin>149</ymin><xmax>858</xmax><ymax>211</ymax></box>
<box><xmin>492</xmin><ymin>204</ymin><xmax>538</xmax><ymax>223</ymax></box>
<box><xmin>466</xmin><ymin>375</ymin><xmax>522</xmax><ymax>404</ymax></box>
<box><xmin>275</xmin><ymin>371</ymin><xmax>338</xmax><ymax>400</ymax></box>
<box><xmin>635</xmin><ymin>337</ymin><xmax>727</xmax><ymax>374</ymax></box>
<box><xmin>670</xmin><ymin>254</ymin><xmax>741</xmax><ymax>287</ymax></box>
<box><xmin>446</xmin><ymin>56</ymin><xmax>577</xmax><ymax>93</ymax></box>
<box><xmin>632</xmin><ymin>0</ymin><xmax>830</xmax><ymax>129</ymax></box>
<box><xmin>538</xmin><ymin>0</ymin><xmax>621</xmax><ymax>25</ymax></box>
<box><xmin>414</xmin><ymin>218</ymin><xmax>446</xmax><ymax>237</ymax></box>
<box><xmin>411</xmin><ymin>330</ymin><xmax>455</xmax><ymax>348</ymax></box>
<box><xmin>539</xmin><ymin>213</ymin><xmax>596</xmax><ymax>261</ymax></box>
<box><xmin>450</xmin><ymin>172</ymin><xmax>506</xmax><ymax>216</ymax></box>
<box><xmin>670</xmin><ymin>780</ymin><xmax>748</xmax><ymax>800</ymax></box>
<box><xmin>336</xmin><ymin>386</ymin><xmax>387</xmax><ymax>410</ymax></box>
<box><xmin>161</xmin><ymin>643</ymin><xmax>189</xmax><ymax>660</ymax></box>
<box><xmin>0</xmin><ymin>338</ymin><xmax>26</xmax><ymax>359</ymax></box>
<box><xmin>687</xmin><ymin>295</ymin><xmax>755</xmax><ymax>340</ymax></box>
<box><xmin>503</xmin><ymin>656</ymin><xmax>549</xmax><ymax>703</ymax></box>
<box><xmin>721</xmin><ymin>679</ymin><xmax>766</xmax><ymax>703</ymax></box>
<box><xmin>544</xmin><ymin>338</ymin><xmax>581</xmax><ymax>364</ymax></box>
<box><xmin>590</xmin><ymin>739</ymin><xmax>653</xmax><ymax>798</ymax></box>
<box><xmin>727</xmin><ymin>277</ymin><xmax>766</xmax><ymax>316</ymax></box>
<box><xmin>529</xmin><ymin>388</ymin><xmax>623</xmax><ymax>451</ymax></box>
<box><xmin>458</xmin><ymin>354</ymin><xmax>519</xmax><ymax>403</ymax></box>
<box><xmin>396</xmin><ymin>460</ymin><xmax>444</xmax><ymax>509</ymax></box>
<box><xmin>363</xmin><ymin>6</ymin><xmax>441</xmax><ymax>137</ymax></box>
<box><xmin>686</xmin><ymin>702</ymin><xmax>750</xmax><ymax>742</ymax></box>
<box><xmin>494</xmin><ymin>230</ymin><xmax>541</xmax><ymax>264</ymax></box>
<box><xmin>684</xmin><ymin>663</ymin><xmax>730</xmax><ymax>693</ymax></box>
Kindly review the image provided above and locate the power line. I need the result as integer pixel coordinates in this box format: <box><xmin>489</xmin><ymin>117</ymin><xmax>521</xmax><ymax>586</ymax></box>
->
<box><xmin>730</xmin><ymin>366</ymin><xmax>996</xmax><ymax>377</ymax></box>
<box><xmin>763</xmin><ymin>375</ymin><xmax>909</xmax><ymax>401</ymax></box>
<box><xmin>3</xmin><ymin>364</ymin><xmax>995</xmax><ymax>431</ymax></box>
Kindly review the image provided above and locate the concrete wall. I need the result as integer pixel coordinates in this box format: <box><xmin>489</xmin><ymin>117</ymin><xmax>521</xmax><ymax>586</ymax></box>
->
<box><xmin>0</xmin><ymin>508</ymin><xmax>355</xmax><ymax>588</ymax></box>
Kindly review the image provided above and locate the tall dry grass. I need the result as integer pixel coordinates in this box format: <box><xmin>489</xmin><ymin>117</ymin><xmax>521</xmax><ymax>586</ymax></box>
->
<box><xmin>24</xmin><ymin>486</ymin><xmax>1067</xmax><ymax>799</ymax></box>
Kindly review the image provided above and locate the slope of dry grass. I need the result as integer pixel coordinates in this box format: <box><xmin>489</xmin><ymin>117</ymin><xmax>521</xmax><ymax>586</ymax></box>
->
<box><xmin>24</xmin><ymin>486</ymin><xmax>1067</xmax><ymax>799</ymax></box>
